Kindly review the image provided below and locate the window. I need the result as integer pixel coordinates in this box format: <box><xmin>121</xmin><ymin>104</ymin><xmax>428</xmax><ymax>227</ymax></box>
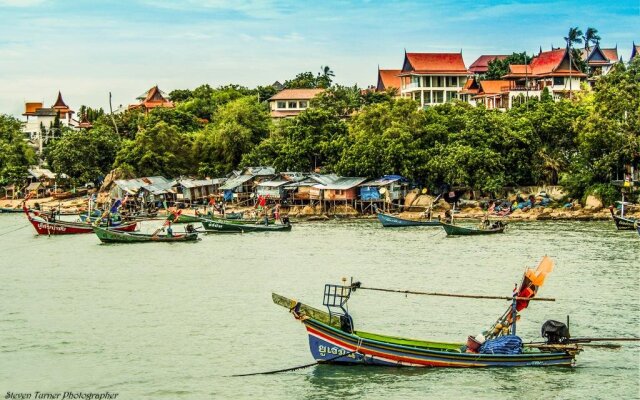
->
<box><xmin>424</xmin><ymin>91</ymin><xmax>431</xmax><ymax>104</ymax></box>
<box><xmin>277</xmin><ymin>101</ymin><xmax>286</xmax><ymax>109</ymax></box>
<box><xmin>553</xmin><ymin>77</ymin><xmax>564</xmax><ymax>86</ymax></box>
<box><xmin>288</xmin><ymin>101</ymin><xmax>297</xmax><ymax>109</ymax></box>
<box><xmin>446</xmin><ymin>91</ymin><xmax>457</xmax><ymax>101</ymax></box>
<box><xmin>423</xmin><ymin>76</ymin><xmax>431</xmax><ymax>87</ymax></box>
<box><xmin>411</xmin><ymin>76</ymin><xmax>420</xmax><ymax>85</ymax></box>
<box><xmin>447</xmin><ymin>77</ymin><xmax>457</xmax><ymax>87</ymax></box>
<box><xmin>299</xmin><ymin>101</ymin><xmax>308</xmax><ymax>108</ymax></box>
<box><xmin>433</xmin><ymin>91</ymin><xmax>444</xmax><ymax>103</ymax></box>
<box><xmin>433</xmin><ymin>76</ymin><xmax>444</xmax><ymax>87</ymax></box>
<box><xmin>458</xmin><ymin>78</ymin><xmax>465</xmax><ymax>87</ymax></box>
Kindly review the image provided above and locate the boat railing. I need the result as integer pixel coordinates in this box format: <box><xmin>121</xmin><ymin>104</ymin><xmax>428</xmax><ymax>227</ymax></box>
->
<box><xmin>323</xmin><ymin>282</ymin><xmax>353</xmax><ymax>317</ymax></box>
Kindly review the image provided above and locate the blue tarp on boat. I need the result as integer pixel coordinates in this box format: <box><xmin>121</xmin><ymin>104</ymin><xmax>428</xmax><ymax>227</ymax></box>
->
<box><xmin>479</xmin><ymin>335</ymin><xmax>523</xmax><ymax>354</ymax></box>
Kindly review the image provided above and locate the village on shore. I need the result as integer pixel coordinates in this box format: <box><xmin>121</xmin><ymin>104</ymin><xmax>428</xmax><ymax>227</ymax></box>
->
<box><xmin>2</xmin><ymin>31</ymin><xmax>639</xmax><ymax>223</ymax></box>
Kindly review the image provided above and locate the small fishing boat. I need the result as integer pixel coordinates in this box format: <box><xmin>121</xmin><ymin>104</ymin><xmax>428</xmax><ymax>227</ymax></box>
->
<box><xmin>441</xmin><ymin>221</ymin><xmax>506</xmax><ymax>236</ymax></box>
<box><xmin>273</xmin><ymin>257</ymin><xmax>583</xmax><ymax>368</ymax></box>
<box><xmin>376</xmin><ymin>212</ymin><xmax>440</xmax><ymax>227</ymax></box>
<box><xmin>609</xmin><ymin>206</ymin><xmax>636</xmax><ymax>231</ymax></box>
<box><xmin>175</xmin><ymin>213</ymin><xmax>203</xmax><ymax>224</ymax></box>
<box><xmin>24</xmin><ymin>207</ymin><xmax>137</xmax><ymax>235</ymax></box>
<box><xmin>92</xmin><ymin>226</ymin><xmax>199</xmax><ymax>243</ymax></box>
<box><xmin>0</xmin><ymin>207</ymin><xmax>23</xmax><ymax>213</ymax></box>
<box><xmin>201</xmin><ymin>218</ymin><xmax>291</xmax><ymax>233</ymax></box>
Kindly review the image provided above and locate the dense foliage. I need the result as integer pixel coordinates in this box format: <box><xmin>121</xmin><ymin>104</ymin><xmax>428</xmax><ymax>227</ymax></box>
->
<box><xmin>0</xmin><ymin>115</ymin><xmax>36</xmax><ymax>186</ymax></box>
<box><xmin>10</xmin><ymin>57</ymin><xmax>638</xmax><ymax>202</ymax></box>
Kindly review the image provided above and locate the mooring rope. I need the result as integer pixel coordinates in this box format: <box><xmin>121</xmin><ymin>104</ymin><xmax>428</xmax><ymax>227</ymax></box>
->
<box><xmin>0</xmin><ymin>224</ymin><xmax>28</xmax><ymax>237</ymax></box>
<box><xmin>230</xmin><ymin>350</ymin><xmax>358</xmax><ymax>377</ymax></box>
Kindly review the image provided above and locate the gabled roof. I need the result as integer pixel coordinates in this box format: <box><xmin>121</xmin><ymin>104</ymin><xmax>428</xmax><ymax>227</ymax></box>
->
<box><xmin>52</xmin><ymin>91</ymin><xmax>70</xmax><ymax>110</ymax></box>
<box><xmin>401</xmin><ymin>52</ymin><xmax>468</xmax><ymax>75</ymax></box>
<box><xmin>113</xmin><ymin>176</ymin><xmax>173</xmax><ymax>193</ymax></box>
<box><xmin>219</xmin><ymin>175</ymin><xmax>253</xmax><ymax>190</ymax></box>
<box><xmin>268</xmin><ymin>89</ymin><xmax>324</xmax><ymax>101</ymax></box>
<box><xmin>468</xmin><ymin>55</ymin><xmax>508</xmax><ymax>74</ymax></box>
<box><xmin>130</xmin><ymin>86</ymin><xmax>174</xmax><ymax>110</ymax></box>
<box><xmin>28</xmin><ymin>168</ymin><xmax>56</xmax><ymax>180</ymax></box>
<box><xmin>242</xmin><ymin>166</ymin><xmax>276</xmax><ymax>176</ymax></box>
<box><xmin>631</xmin><ymin>43</ymin><xmax>640</xmax><ymax>60</ymax></box>
<box><xmin>473</xmin><ymin>80</ymin><xmax>510</xmax><ymax>98</ymax></box>
<box><xmin>581</xmin><ymin>44</ymin><xmax>619</xmax><ymax>65</ymax></box>
<box><xmin>257</xmin><ymin>180</ymin><xmax>290</xmax><ymax>188</ymax></box>
<box><xmin>376</xmin><ymin>69</ymin><xmax>402</xmax><ymax>91</ymax></box>
<box><xmin>177</xmin><ymin>178</ymin><xmax>224</xmax><ymax>188</ymax></box>
<box><xmin>504</xmin><ymin>48</ymin><xmax>586</xmax><ymax>78</ymax></box>
<box><xmin>459</xmin><ymin>77</ymin><xmax>480</xmax><ymax>95</ymax></box>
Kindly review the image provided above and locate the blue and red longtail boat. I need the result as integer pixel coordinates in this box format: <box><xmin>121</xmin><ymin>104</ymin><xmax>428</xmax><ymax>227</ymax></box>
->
<box><xmin>273</xmin><ymin>257</ymin><xmax>583</xmax><ymax>368</ymax></box>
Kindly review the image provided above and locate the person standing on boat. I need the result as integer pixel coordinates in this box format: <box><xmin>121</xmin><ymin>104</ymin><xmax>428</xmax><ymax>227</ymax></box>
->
<box><xmin>166</xmin><ymin>222</ymin><xmax>173</xmax><ymax>237</ymax></box>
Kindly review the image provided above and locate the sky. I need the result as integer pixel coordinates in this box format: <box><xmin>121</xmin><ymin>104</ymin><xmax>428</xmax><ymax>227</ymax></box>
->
<box><xmin>0</xmin><ymin>0</ymin><xmax>638</xmax><ymax>116</ymax></box>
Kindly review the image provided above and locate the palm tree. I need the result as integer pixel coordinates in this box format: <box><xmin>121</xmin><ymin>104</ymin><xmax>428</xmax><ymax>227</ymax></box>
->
<box><xmin>564</xmin><ymin>27</ymin><xmax>583</xmax><ymax>99</ymax></box>
<box><xmin>317</xmin><ymin>65</ymin><xmax>335</xmax><ymax>88</ymax></box>
<box><xmin>582</xmin><ymin>27</ymin><xmax>601</xmax><ymax>50</ymax></box>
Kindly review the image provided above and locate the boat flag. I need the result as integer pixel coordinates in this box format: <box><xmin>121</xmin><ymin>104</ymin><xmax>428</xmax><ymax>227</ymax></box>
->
<box><xmin>110</xmin><ymin>199</ymin><xmax>122</xmax><ymax>213</ymax></box>
<box><xmin>164</xmin><ymin>209</ymin><xmax>182</xmax><ymax>226</ymax></box>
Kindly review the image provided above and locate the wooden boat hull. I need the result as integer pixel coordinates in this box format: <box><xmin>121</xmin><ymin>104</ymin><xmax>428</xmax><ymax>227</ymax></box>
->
<box><xmin>303</xmin><ymin>318</ymin><xmax>574</xmax><ymax>368</ymax></box>
<box><xmin>93</xmin><ymin>226</ymin><xmax>199</xmax><ymax>243</ymax></box>
<box><xmin>441</xmin><ymin>222</ymin><xmax>505</xmax><ymax>236</ymax></box>
<box><xmin>377</xmin><ymin>212</ymin><xmax>440</xmax><ymax>227</ymax></box>
<box><xmin>611</xmin><ymin>215</ymin><xmax>636</xmax><ymax>231</ymax></box>
<box><xmin>273</xmin><ymin>294</ymin><xmax>576</xmax><ymax>368</ymax></box>
<box><xmin>225</xmin><ymin>211</ymin><xmax>244</xmax><ymax>220</ymax></box>
<box><xmin>27</xmin><ymin>217</ymin><xmax>137</xmax><ymax>235</ymax></box>
<box><xmin>0</xmin><ymin>207</ymin><xmax>23</xmax><ymax>213</ymax></box>
<box><xmin>201</xmin><ymin>219</ymin><xmax>291</xmax><ymax>233</ymax></box>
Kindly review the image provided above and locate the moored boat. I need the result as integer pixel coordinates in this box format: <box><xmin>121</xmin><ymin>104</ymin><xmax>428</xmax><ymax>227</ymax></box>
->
<box><xmin>376</xmin><ymin>212</ymin><xmax>440</xmax><ymax>227</ymax></box>
<box><xmin>273</xmin><ymin>257</ymin><xmax>582</xmax><ymax>368</ymax></box>
<box><xmin>51</xmin><ymin>188</ymin><xmax>88</xmax><ymax>200</ymax></box>
<box><xmin>201</xmin><ymin>218</ymin><xmax>291</xmax><ymax>233</ymax></box>
<box><xmin>0</xmin><ymin>207</ymin><xmax>23</xmax><ymax>213</ymax></box>
<box><xmin>441</xmin><ymin>221</ymin><xmax>506</xmax><ymax>236</ymax></box>
<box><xmin>92</xmin><ymin>226</ymin><xmax>200</xmax><ymax>243</ymax></box>
<box><xmin>609</xmin><ymin>206</ymin><xmax>636</xmax><ymax>230</ymax></box>
<box><xmin>23</xmin><ymin>205</ymin><xmax>137</xmax><ymax>235</ymax></box>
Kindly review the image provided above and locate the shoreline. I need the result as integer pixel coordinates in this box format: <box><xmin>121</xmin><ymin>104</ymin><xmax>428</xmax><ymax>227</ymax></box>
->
<box><xmin>3</xmin><ymin>196</ymin><xmax>636</xmax><ymax>223</ymax></box>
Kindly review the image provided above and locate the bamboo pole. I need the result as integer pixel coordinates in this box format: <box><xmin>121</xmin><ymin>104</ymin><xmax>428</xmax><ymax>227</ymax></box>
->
<box><xmin>357</xmin><ymin>286</ymin><xmax>555</xmax><ymax>302</ymax></box>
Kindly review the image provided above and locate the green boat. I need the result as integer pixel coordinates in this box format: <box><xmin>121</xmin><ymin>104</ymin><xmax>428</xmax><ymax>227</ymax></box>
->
<box><xmin>175</xmin><ymin>213</ymin><xmax>203</xmax><ymax>223</ymax></box>
<box><xmin>441</xmin><ymin>221</ymin><xmax>506</xmax><ymax>236</ymax></box>
<box><xmin>200</xmin><ymin>218</ymin><xmax>291</xmax><ymax>233</ymax></box>
<box><xmin>93</xmin><ymin>226</ymin><xmax>200</xmax><ymax>243</ymax></box>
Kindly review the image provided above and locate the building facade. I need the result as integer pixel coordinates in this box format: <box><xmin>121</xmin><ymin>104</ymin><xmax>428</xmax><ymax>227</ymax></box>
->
<box><xmin>267</xmin><ymin>88</ymin><xmax>324</xmax><ymax>118</ymax></box>
<box><xmin>399</xmin><ymin>52</ymin><xmax>470</xmax><ymax>108</ymax></box>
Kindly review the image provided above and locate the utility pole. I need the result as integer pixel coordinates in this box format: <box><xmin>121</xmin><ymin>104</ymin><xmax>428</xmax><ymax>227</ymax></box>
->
<box><xmin>109</xmin><ymin>92</ymin><xmax>119</xmax><ymax>136</ymax></box>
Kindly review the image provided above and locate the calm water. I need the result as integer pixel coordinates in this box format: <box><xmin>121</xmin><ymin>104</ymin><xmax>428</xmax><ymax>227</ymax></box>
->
<box><xmin>0</xmin><ymin>215</ymin><xmax>639</xmax><ymax>399</ymax></box>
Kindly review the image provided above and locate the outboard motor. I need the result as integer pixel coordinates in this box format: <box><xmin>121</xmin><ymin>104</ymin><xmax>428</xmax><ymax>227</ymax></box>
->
<box><xmin>340</xmin><ymin>314</ymin><xmax>354</xmax><ymax>334</ymax></box>
<box><xmin>541</xmin><ymin>320</ymin><xmax>570</xmax><ymax>344</ymax></box>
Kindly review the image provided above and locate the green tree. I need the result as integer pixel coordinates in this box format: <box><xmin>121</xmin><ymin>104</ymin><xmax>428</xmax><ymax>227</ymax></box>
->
<box><xmin>46</xmin><ymin>126</ymin><xmax>121</xmax><ymax>184</ymax></box>
<box><xmin>485</xmin><ymin>52</ymin><xmax>531</xmax><ymax>79</ymax></box>
<box><xmin>0</xmin><ymin>114</ymin><xmax>36</xmax><ymax>186</ymax></box>
<box><xmin>310</xmin><ymin>85</ymin><xmax>363</xmax><ymax>117</ymax></box>
<box><xmin>284</xmin><ymin>72</ymin><xmax>319</xmax><ymax>89</ymax></box>
<box><xmin>193</xmin><ymin>96</ymin><xmax>271</xmax><ymax>174</ymax></box>
<box><xmin>317</xmin><ymin>65</ymin><xmax>335</xmax><ymax>88</ymax></box>
<box><xmin>582</xmin><ymin>27</ymin><xmax>601</xmax><ymax>49</ymax></box>
<box><xmin>114</xmin><ymin>121</ymin><xmax>193</xmax><ymax>177</ymax></box>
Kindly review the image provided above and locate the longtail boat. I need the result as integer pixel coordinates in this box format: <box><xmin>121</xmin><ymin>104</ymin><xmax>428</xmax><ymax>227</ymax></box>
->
<box><xmin>441</xmin><ymin>221</ymin><xmax>506</xmax><ymax>236</ymax></box>
<box><xmin>273</xmin><ymin>257</ymin><xmax>584</xmax><ymax>368</ymax></box>
<box><xmin>377</xmin><ymin>212</ymin><xmax>440</xmax><ymax>227</ymax></box>
<box><xmin>0</xmin><ymin>207</ymin><xmax>23</xmax><ymax>213</ymax></box>
<box><xmin>201</xmin><ymin>218</ymin><xmax>291</xmax><ymax>233</ymax></box>
<box><xmin>175</xmin><ymin>213</ymin><xmax>202</xmax><ymax>223</ymax></box>
<box><xmin>225</xmin><ymin>211</ymin><xmax>244</xmax><ymax>220</ymax></box>
<box><xmin>609</xmin><ymin>206</ymin><xmax>636</xmax><ymax>231</ymax></box>
<box><xmin>24</xmin><ymin>211</ymin><xmax>137</xmax><ymax>235</ymax></box>
<box><xmin>92</xmin><ymin>226</ymin><xmax>199</xmax><ymax>243</ymax></box>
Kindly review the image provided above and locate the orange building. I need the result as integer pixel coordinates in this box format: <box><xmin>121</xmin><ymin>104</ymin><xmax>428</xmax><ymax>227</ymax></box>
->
<box><xmin>129</xmin><ymin>86</ymin><xmax>174</xmax><ymax>113</ymax></box>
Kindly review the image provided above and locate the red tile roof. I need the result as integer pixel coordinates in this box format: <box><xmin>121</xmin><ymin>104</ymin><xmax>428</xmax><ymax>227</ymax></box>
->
<box><xmin>477</xmin><ymin>80</ymin><xmax>510</xmax><ymax>95</ymax></box>
<box><xmin>402</xmin><ymin>52</ymin><xmax>468</xmax><ymax>75</ymax></box>
<box><xmin>468</xmin><ymin>55</ymin><xmax>508</xmax><ymax>73</ymax></box>
<box><xmin>504</xmin><ymin>48</ymin><xmax>586</xmax><ymax>78</ymax></box>
<box><xmin>377</xmin><ymin>69</ymin><xmax>402</xmax><ymax>91</ymax></box>
<box><xmin>459</xmin><ymin>78</ymin><xmax>480</xmax><ymax>94</ymax></box>
<box><xmin>129</xmin><ymin>86</ymin><xmax>174</xmax><ymax>111</ymax></box>
<box><xmin>268</xmin><ymin>88</ymin><xmax>324</xmax><ymax>101</ymax></box>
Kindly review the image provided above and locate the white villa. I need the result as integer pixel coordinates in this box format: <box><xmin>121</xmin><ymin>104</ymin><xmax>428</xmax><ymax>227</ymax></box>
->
<box><xmin>398</xmin><ymin>52</ymin><xmax>470</xmax><ymax>108</ymax></box>
<box><xmin>501</xmin><ymin>47</ymin><xmax>586</xmax><ymax>108</ymax></box>
<box><xmin>22</xmin><ymin>91</ymin><xmax>76</xmax><ymax>154</ymax></box>
<box><xmin>268</xmin><ymin>88</ymin><xmax>324</xmax><ymax>118</ymax></box>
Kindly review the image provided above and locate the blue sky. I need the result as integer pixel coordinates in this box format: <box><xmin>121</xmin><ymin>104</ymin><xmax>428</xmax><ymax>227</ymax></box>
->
<box><xmin>0</xmin><ymin>0</ymin><xmax>638</xmax><ymax>116</ymax></box>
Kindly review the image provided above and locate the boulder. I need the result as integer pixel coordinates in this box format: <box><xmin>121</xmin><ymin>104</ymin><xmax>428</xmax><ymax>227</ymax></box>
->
<box><xmin>584</xmin><ymin>195</ymin><xmax>603</xmax><ymax>211</ymax></box>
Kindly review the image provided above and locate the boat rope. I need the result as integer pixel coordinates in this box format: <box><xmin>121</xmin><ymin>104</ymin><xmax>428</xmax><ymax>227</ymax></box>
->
<box><xmin>230</xmin><ymin>350</ymin><xmax>357</xmax><ymax>377</ymax></box>
<box><xmin>0</xmin><ymin>224</ymin><xmax>28</xmax><ymax>236</ymax></box>
<box><xmin>356</xmin><ymin>286</ymin><xmax>555</xmax><ymax>302</ymax></box>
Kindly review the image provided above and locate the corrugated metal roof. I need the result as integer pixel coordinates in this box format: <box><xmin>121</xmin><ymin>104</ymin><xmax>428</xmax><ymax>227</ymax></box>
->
<box><xmin>219</xmin><ymin>174</ymin><xmax>253</xmax><ymax>190</ymax></box>
<box><xmin>178</xmin><ymin>178</ymin><xmax>224</xmax><ymax>188</ymax></box>
<box><xmin>313</xmin><ymin>177</ymin><xmax>367</xmax><ymax>190</ymax></box>
<box><xmin>28</xmin><ymin>168</ymin><xmax>56</xmax><ymax>179</ymax></box>
<box><xmin>257</xmin><ymin>180</ymin><xmax>289</xmax><ymax>188</ymax></box>
<box><xmin>360</xmin><ymin>175</ymin><xmax>405</xmax><ymax>187</ymax></box>
<box><xmin>242</xmin><ymin>166</ymin><xmax>276</xmax><ymax>176</ymax></box>
<box><xmin>114</xmin><ymin>176</ymin><xmax>173</xmax><ymax>193</ymax></box>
